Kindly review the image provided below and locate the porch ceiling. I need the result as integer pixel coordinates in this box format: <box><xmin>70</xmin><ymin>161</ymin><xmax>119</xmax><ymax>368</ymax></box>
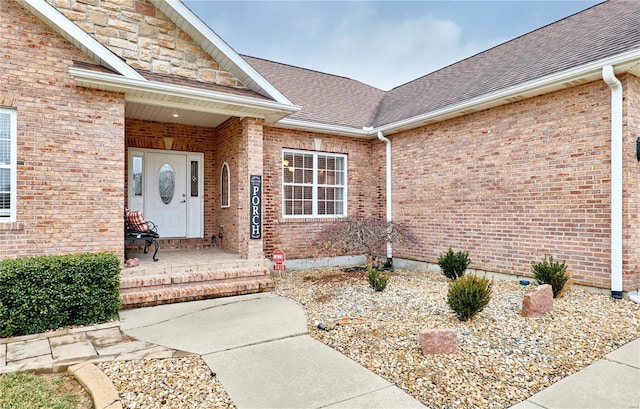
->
<box><xmin>126</xmin><ymin>102</ymin><xmax>230</xmax><ymax>128</ymax></box>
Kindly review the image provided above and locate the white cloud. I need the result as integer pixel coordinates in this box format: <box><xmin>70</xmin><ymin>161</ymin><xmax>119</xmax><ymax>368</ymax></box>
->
<box><xmin>303</xmin><ymin>5</ymin><xmax>504</xmax><ymax>90</ymax></box>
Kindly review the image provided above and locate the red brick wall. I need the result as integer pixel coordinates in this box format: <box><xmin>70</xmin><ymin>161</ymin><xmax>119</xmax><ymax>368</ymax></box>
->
<box><xmin>262</xmin><ymin>127</ymin><xmax>380</xmax><ymax>258</ymax></box>
<box><xmin>390</xmin><ymin>80</ymin><xmax>619</xmax><ymax>289</ymax></box>
<box><xmin>214</xmin><ymin>118</ymin><xmax>243</xmax><ymax>254</ymax></box>
<box><xmin>0</xmin><ymin>1</ymin><xmax>125</xmax><ymax>259</ymax></box>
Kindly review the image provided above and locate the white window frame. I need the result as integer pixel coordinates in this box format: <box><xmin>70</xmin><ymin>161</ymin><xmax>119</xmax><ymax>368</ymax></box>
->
<box><xmin>221</xmin><ymin>162</ymin><xmax>230</xmax><ymax>208</ymax></box>
<box><xmin>282</xmin><ymin>149</ymin><xmax>347</xmax><ymax>218</ymax></box>
<box><xmin>0</xmin><ymin>108</ymin><xmax>17</xmax><ymax>222</ymax></box>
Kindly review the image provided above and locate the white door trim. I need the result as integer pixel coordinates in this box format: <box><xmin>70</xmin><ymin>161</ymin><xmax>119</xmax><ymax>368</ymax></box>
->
<box><xmin>127</xmin><ymin>148</ymin><xmax>204</xmax><ymax>239</ymax></box>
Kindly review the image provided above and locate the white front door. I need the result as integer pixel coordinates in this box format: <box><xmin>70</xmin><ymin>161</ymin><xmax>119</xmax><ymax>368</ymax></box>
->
<box><xmin>145</xmin><ymin>152</ymin><xmax>188</xmax><ymax>238</ymax></box>
<box><xmin>128</xmin><ymin>149</ymin><xmax>204</xmax><ymax>239</ymax></box>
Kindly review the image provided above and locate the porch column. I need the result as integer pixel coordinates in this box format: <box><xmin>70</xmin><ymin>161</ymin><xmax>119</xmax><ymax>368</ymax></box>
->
<box><xmin>238</xmin><ymin>117</ymin><xmax>264</xmax><ymax>260</ymax></box>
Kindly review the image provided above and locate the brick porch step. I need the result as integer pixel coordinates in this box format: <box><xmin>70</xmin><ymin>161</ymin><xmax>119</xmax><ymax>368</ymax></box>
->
<box><xmin>119</xmin><ymin>266</ymin><xmax>275</xmax><ymax>309</ymax></box>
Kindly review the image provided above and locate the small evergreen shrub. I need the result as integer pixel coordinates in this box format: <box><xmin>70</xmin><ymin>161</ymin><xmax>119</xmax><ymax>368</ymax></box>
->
<box><xmin>367</xmin><ymin>268</ymin><xmax>389</xmax><ymax>292</ymax></box>
<box><xmin>0</xmin><ymin>253</ymin><xmax>121</xmax><ymax>337</ymax></box>
<box><xmin>531</xmin><ymin>255</ymin><xmax>571</xmax><ymax>298</ymax></box>
<box><xmin>438</xmin><ymin>248</ymin><xmax>471</xmax><ymax>280</ymax></box>
<box><xmin>447</xmin><ymin>274</ymin><xmax>492</xmax><ymax>321</ymax></box>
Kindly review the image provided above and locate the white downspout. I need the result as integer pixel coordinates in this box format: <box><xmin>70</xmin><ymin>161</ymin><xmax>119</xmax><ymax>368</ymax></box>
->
<box><xmin>377</xmin><ymin>131</ymin><xmax>393</xmax><ymax>261</ymax></box>
<box><xmin>602</xmin><ymin>65</ymin><xmax>623</xmax><ymax>299</ymax></box>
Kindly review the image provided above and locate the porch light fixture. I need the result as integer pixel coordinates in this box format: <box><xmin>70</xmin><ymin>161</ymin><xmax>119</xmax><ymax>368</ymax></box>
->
<box><xmin>164</xmin><ymin>137</ymin><xmax>173</xmax><ymax>150</ymax></box>
<box><xmin>172</xmin><ymin>112</ymin><xmax>179</xmax><ymax>118</ymax></box>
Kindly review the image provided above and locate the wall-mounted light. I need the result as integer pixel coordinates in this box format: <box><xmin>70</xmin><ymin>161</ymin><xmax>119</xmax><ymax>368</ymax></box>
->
<box><xmin>164</xmin><ymin>137</ymin><xmax>173</xmax><ymax>150</ymax></box>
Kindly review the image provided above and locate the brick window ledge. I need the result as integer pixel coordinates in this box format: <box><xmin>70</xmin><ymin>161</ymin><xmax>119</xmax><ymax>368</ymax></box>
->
<box><xmin>0</xmin><ymin>222</ymin><xmax>25</xmax><ymax>231</ymax></box>
<box><xmin>279</xmin><ymin>217</ymin><xmax>342</xmax><ymax>224</ymax></box>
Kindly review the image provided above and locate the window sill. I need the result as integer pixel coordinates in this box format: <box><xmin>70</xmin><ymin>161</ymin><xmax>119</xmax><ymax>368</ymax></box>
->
<box><xmin>279</xmin><ymin>216</ymin><xmax>343</xmax><ymax>223</ymax></box>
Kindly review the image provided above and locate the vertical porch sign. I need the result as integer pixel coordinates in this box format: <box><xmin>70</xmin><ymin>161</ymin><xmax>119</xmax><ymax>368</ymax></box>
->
<box><xmin>250</xmin><ymin>175</ymin><xmax>262</xmax><ymax>239</ymax></box>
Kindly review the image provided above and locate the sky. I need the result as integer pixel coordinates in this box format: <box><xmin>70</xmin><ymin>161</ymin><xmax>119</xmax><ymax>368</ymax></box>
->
<box><xmin>182</xmin><ymin>1</ymin><xmax>602</xmax><ymax>91</ymax></box>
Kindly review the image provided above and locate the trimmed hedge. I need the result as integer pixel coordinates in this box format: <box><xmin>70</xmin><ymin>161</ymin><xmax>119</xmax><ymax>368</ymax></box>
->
<box><xmin>0</xmin><ymin>253</ymin><xmax>121</xmax><ymax>338</ymax></box>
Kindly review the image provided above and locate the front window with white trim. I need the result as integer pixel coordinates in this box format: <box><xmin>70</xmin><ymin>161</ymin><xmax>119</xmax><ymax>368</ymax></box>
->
<box><xmin>0</xmin><ymin>108</ymin><xmax>17</xmax><ymax>222</ymax></box>
<box><xmin>282</xmin><ymin>150</ymin><xmax>346</xmax><ymax>217</ymax></box>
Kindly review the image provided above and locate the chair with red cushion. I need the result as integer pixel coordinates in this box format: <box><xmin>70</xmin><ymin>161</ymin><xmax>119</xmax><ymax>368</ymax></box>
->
<box><xmin>124</xmin><ymin>209</ymin><xmax>160</xmax><ymax>261</ymax></box>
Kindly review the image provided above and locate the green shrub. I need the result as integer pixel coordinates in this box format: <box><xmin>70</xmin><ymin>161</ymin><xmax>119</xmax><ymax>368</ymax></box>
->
<box><xmin>447</xmin><ymin>274</ymin><xmax>492</xmax><ymax>321</ymax></box>
<box><xmin>438</xmin><ymin>248</ymin><xmax>471</xmax><ymax>280</ymax></box>
<box><xmin>0</xmin><ymin>253</ymin><xmax>121</xmax><ymax>337</ymax></box>
<box><xmin>531</xmin><ymin>255</ymin><xmax>571</xmax><ymax>298</ymax></box>
<box><xmin>367</xmin><ymin>268</ymin><xmax>389</xmax><ymax>292</ymax></box>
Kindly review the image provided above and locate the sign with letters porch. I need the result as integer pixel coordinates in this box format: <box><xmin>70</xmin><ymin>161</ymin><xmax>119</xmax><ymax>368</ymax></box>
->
<box><xmin>250</xmin><ymin>175</ymin><xmax>262</xmax><ymax>239</ymax></box>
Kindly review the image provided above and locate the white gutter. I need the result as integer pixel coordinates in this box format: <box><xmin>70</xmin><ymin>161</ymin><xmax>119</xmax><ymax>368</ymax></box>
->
<box><xmin>377</xmin><ymin>131</ymin><xmax>393</xmax><ymax>261</ymax></box>
<box><xmin>602</xmin><ymin>65</ymin><xmax>623</xmax><ymax>299</ymax></box>
<box><xmin>277</xmin><ymin>118</ymin><xmax>370</xmax><ymax>138</ymax></box>
<box><xmin>377</xmin><ymin>49</ymin><xmax>640</xmax><ymax>136</ymax></box>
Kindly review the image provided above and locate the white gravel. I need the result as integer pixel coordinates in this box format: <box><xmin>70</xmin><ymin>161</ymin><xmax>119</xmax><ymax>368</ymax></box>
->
<box><xmin>98</xmin><ymin>356</ymin><xmax>235</xmax><ymax>409</ymax></box>
<box><xmin>99</xmin><ymin>267</ymin><xmax>640</xmax><ymax>408</ymax></box>
<box><xmin>275</xmin><ymin>268</ymin><xmax>640</xmax><ymax>408</ymax></box>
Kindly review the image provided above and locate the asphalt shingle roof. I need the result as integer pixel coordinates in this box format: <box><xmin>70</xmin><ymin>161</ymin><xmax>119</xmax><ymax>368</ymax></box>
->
<box><xmin>374</xmin><ymin>0</ymin><xmax>640</xmax><ymax>127</ymax></box>
<box><xmin>244</xmin><ymin>0</ymin><xmax>640</xmax><ymax>130</ymax></box>
<box><xmin>242</xmin><ymin>56</ymin><xmax>386</xmax><ymax>129</ymax></box>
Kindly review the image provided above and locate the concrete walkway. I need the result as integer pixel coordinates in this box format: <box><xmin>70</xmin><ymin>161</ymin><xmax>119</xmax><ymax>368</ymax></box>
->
<box><xmin>1</xmin><ymin>293</ymin><xmax>638</xmax><ymax>408</ymax></box>
<box><xmin>512</xmin><ymin>338</ymin><xmax>640</xmax><ymax>409</ymax></box>
<box><xmin>0</xmin><ymin>321</ymin><xmax>187</xmax><ymax>374</ymax></box>
<box><xmin>118</xmin><ymin>292</ymin><xmax>424</xmax><ymax>409</ymax></box>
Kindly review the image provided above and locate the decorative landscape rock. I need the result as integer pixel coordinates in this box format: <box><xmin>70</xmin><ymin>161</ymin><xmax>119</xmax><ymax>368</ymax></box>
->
<box><xmin>418</xmin><ymin>328</ymin><xmax>457</xmax><ymax>355</ymax></box>
<box><xmin>521</xmin><ymin>284</ymin><xmax>554</xmax><ymax>317</ymax></box>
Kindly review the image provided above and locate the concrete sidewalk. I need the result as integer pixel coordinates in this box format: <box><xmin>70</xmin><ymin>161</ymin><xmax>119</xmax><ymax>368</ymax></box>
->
<box><xmin>118</xmin><ymin>292</ymin><xmax>425</xmax><ymax>409</ymax></box>
<box><xmin>1</xmin><ymin>293</ymin><xmax>638</xmax><ymax>408</ymax></box>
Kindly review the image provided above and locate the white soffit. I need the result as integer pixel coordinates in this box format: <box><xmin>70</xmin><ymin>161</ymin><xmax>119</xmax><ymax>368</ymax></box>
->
<box><xmin>69</xmin><ymin>67</ymin><xmax>299</xmax><ymax>122</ymax></box>
<box><xmin>150</xmin><ymin>0</ymin><xmax>294</xmax><ymax>106</ymax></box>
<box><xmin>14</xmin><ymin>0</ymin><xmax>144</xmax><ymax>80</ymax></box>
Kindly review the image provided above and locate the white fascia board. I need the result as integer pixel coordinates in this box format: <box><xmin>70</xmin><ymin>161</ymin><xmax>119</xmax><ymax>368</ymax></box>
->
<box><xmin>275</xmin><ymin>118</ymin><xmax>371</xmax><ymax>138</ymax></box>
<box><xmin>154</xmin><ymin>0</ymin><xmax>294</xmax><ymax>106</ymax></box>
<box><xmin>15</xmin><ymin>0</ymin><xmax>144</xmax><ymax>80</ymax></box>
<box><xmin>69</xmin><ymin>67</ymin><xmax>300</xmax><ymax>117</ymax></box>
<box><xmin>377</xmin><ymin>48</ymin><xmax>640</xmax><ymax>135</ymax></box>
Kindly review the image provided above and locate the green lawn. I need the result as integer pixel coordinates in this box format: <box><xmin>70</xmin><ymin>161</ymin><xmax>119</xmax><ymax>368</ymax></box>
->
<box><xmin>0</xmin><ymin>373</ymin><xmax>82</xmax><ymax>409</ymax></box>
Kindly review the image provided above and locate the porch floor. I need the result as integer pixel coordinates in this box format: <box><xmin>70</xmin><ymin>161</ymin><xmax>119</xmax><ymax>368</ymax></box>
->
<box><xmin>123</xmin><ymin>247</ymin><xmax>265</xmax><ymax>275</ymax></box>
<box><xmin>120</xmin><ymin>248</ymin><xmax>274</xmax><ymax>309</ymax></box>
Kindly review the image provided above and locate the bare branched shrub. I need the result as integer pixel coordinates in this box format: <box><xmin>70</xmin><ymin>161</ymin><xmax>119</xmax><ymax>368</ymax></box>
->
<box><xmin>310</xmin><ymin>216</ymin><xmax>417</xmax><ymax>267</ymax></box>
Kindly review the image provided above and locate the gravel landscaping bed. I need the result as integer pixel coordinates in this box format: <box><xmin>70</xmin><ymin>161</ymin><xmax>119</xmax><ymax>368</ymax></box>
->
<box><xmin>99</xmin><ymin>267</ymin><xmax>639</xmax><ymax>409</ymax></box>
<box><xmin>275</xmin><ymin>267</ymin><xmax>640</xmax><ymax>408</ymax></box>
<box><xmin>98</xmin><ymin>356</ymin><xmax>236</xmax><ymax>409</ymax></box>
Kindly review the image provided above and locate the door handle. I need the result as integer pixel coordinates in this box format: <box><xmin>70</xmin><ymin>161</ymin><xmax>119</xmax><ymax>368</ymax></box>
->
<box><xmin>181</xmin><ymin>200</ymin><xmax>186</xmax><ymax>203</ymax></box>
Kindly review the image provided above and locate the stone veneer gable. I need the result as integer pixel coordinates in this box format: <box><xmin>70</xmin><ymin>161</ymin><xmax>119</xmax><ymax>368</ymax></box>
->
<box><xmin>45</xmin><ymin>0</ymin><xmax>247</xmax><ymax>88</ymax></box>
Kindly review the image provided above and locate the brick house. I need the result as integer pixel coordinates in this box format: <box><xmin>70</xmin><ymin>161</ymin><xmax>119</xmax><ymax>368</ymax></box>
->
<box><xmin>1</xmin><ymin>0</ymin><xmax>639</xmax><ymax>301</ymax></box>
